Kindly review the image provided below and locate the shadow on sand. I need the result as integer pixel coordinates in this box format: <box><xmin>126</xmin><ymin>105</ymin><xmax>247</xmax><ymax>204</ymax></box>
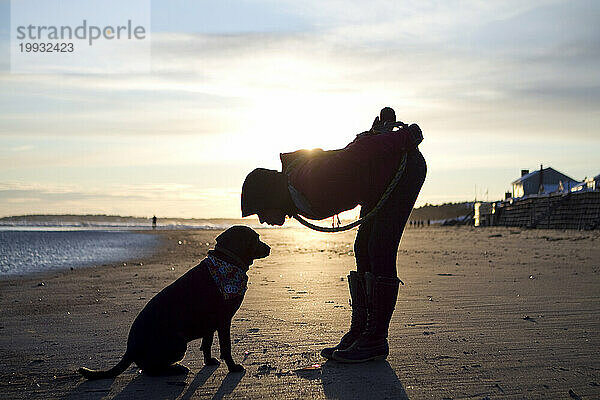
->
<box><xmin>65</xmin><ymin>369</ymin><xmax>189</xmax><ymax>400</ymax></box>
<box><xmin>178</xmin><ymin>366</ymin><xmax>245</xmax><ymax>400</ymax></box>
<box><xmin>64</xmin><ymin>375</ymin><xmax>118</xmax><ymax>400</ymax></box>
<box><xmin>65</xmin><ymin>365</ymin><xmax>245</xmax><ymax>400</ymax></box>
<box><xmin>296</xmin><ymin>360</ymin><xmax>409</xmax><ymax>400</ymax></box>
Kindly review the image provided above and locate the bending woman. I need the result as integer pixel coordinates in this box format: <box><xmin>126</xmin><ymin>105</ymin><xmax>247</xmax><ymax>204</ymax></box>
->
<box><xmin>241</xmin><ymin>107</ymin><xmax>427</xmax><ymax>363</ymax></box>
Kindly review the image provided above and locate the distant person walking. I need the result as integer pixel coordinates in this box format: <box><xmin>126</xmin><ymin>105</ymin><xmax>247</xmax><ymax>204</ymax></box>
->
<box><xmin>241</xmin><ymin>107</ymin><xmax>427</xmax><ymax>363</ymax></box>
<box><xmin>152</xmin><ymin>215</ymin><xmax>157</xmax><ymax>230</ymax></box>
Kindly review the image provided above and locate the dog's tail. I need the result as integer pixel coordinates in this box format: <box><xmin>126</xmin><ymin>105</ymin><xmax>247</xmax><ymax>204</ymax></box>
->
<box><xmin>78</xmin><ymin>352</ymin><xmax>133</xmax><ymax>380</ymax></box>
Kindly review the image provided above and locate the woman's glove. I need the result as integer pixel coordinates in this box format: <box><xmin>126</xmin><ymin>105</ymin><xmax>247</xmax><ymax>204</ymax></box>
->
<box><xmin>407</xmin><ymin>124</ymin><xmax>423</xmax><ymax>147</ymax></box>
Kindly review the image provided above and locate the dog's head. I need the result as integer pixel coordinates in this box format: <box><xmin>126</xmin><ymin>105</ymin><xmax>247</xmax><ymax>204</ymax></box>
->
<box><xmin>215</xmin><ymin>225</ymin><xmax>270</xmax><ymax>268</ymax></box>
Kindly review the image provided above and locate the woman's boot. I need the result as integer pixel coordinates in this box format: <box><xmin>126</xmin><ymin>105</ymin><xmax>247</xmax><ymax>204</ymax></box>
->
<box><xmin>332</xmin><ymin>272</ymin><xmax>400</xmax><ymax>363</ymax></box>
<box><xmin>321</xmin><ymin>271</ymin><xmax>367</xmax><ymax>359</ymax></box>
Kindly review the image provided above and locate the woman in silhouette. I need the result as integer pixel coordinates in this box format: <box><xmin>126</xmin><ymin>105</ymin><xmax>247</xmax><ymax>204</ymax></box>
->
<box><xmin>241</xmin><ymin>107</ymin><xmax>427</xmax><ymax>362</ymax></box>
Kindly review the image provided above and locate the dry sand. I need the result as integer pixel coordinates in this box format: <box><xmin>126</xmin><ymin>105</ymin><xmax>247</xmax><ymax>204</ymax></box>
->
<box><xmin>1</xmin><ymin>226</ymin><xmax>599</xmax><ymax>399</ymax></box>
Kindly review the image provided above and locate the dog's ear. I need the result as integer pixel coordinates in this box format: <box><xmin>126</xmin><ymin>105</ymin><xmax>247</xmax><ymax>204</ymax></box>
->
<box><xmin>243</xmin><ymin>231</ymin><xmax>270</xmax><ymax>262</ymax></box>
<box><xmin>244</xmin><ymin>234</ymin><xmax>259</xmax><ymax>260</ymax></box>
<box><xmin>216</xmin><ymin>225</ymin><xmax>267</xmax><ymax>265</ymax></box>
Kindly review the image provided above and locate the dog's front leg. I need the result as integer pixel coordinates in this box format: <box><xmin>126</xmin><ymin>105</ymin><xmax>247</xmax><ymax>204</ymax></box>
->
<box><xmin>201</xmin><ymin>332</ymin><xmax>219</xmax><ymax>366</ymax></box>
<box><xmin>217</xmin><ymin>322</ymin><xmax>244</xmax><ymax>372</ymax></box>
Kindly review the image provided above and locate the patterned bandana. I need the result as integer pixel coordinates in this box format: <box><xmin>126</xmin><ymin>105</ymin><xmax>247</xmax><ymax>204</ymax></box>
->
<box><xmin>206</xmin><ymin>255</ymin><xmax>248</xmax><ymax>300</ymax></box>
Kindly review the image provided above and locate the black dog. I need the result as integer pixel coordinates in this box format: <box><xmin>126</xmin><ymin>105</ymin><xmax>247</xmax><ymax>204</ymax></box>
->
<box><xmin>79</xmin><ymin>225</ymin><xmax>270</xmax><ymax>379</ymax></box>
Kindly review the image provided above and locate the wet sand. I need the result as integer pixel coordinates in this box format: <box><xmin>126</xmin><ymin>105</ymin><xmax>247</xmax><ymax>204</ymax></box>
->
<box><xmin>1</xmin><ymin>226</ymin><xmax>599</xmax><ymax>399</ymax></box>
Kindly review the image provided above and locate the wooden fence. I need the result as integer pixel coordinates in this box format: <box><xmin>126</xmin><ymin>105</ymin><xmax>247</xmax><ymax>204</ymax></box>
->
<box><xmin>493</xmin><ymin>191</ymin><xmax>600</xmax><ymax>230</ymax></box>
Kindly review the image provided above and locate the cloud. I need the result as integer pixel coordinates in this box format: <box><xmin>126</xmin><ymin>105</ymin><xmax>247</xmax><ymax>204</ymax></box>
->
<box><xmin>1</xmin><ymin>3</ymin><xmax>598</xmax><ymax>142</ymax></box>
<box><xmin>0</xmin><ymin>182</ymin><xmax>242</xmax><ymax>218</ymax></box>
<box><xmin>468</xmin><ymin>0</ymin><xmax>600</xmax><ymax>52</ymax></box>
<box><xmin>0</xmin><ymin>0</ymin><xmax>598</xmax><ymax>213</ymax></box>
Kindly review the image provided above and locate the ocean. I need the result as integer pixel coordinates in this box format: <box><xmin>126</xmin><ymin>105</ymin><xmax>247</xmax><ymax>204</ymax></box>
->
<box><xmin>0</xmin><ymin>215</ymin><xmax>261</xmax><ymax>231</ymax></box>
<box><xmin>0</xmin><ymin>215</ymin><xmax>266</xmax><ymax>277</ymax></box>
<box><xmin>0</xmin><ymin>230</ymin><xmax>161</xmax><ymax>276</ymax></box>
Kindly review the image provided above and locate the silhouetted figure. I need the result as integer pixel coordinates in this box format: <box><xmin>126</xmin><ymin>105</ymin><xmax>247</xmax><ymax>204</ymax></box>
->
<box><xmin>152</xmin><ymin>215</ymin><xmax>157</xmax><ymax>230</ymax></box>
<box><xmin>241</xmin><ymin>107</ymin><xmax>427</xmax><ymax>364</ymax></box>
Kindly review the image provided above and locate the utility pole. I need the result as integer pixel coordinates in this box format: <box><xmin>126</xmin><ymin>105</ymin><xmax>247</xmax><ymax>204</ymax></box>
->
<box><xmin>538</xmin><ymin>164</ymin><xmax>544</xmax><ymax>194</ymax></box>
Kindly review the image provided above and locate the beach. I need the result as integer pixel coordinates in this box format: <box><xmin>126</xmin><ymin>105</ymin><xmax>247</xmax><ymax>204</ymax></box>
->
<box><xmin>0</xmin><ymin>226</ymin><xmax>598</xmax><ymax>399</ymax></box>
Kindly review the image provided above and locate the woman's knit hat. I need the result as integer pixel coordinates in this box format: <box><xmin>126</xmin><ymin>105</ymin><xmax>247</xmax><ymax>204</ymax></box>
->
<box><xmin>241</xmin><ymin>168</ymin><xmax>290</xmax><ymax>217</ymax></box>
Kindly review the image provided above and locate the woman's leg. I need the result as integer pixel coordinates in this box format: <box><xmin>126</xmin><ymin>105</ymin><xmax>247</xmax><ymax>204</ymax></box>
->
<box><xmin>369</xmin><ymin>150</ymin><xmax>427</xmax><ymax>276</ymax></box>
<box><xmin>354</xmin><ymin>212</ymin><xmax>374</xmax><ymax>274</ymax></box>
<box><xmin>334</xmin><ymin>150</ymin><xmax>426</xmax><ymax>363</ymax></box>
<box><xmin>321</xmin><ymin>206</ymin><xmax>373</xmax><ymax>359</ymax></box>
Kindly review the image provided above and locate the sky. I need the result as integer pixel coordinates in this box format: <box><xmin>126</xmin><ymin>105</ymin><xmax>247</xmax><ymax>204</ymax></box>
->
<box><xmin>0</xmin><ymin>0</ymin><xmax>599</xmax><ymax>218</ymax></box>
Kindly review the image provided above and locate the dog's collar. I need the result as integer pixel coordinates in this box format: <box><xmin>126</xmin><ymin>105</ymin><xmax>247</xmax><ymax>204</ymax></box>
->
<box><xmin>211</xmin><ymin>247</ymin><xmax>248</xmax><ymax>270</ymax></box>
